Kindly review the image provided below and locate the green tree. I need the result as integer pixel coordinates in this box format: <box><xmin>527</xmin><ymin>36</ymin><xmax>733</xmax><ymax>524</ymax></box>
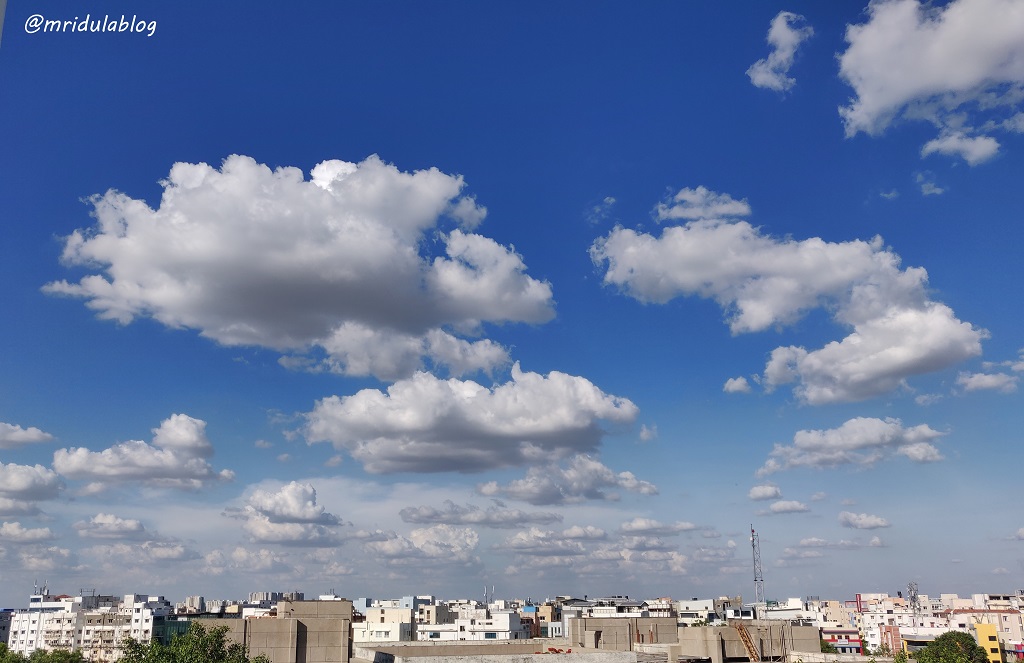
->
<box><xmin>821</xmin><ymin>639</ymin><xmax>839</xmax><ymax>654</ymax></box>
<box><xmin>28</xmin><ymin>651</ymin><xmax>86</xmax><ymax>663</ymax></box>
<box><xmin>120</xmin><ymin>622</ymin><xmax>269</xmax><ymax>663</ymax></box>
<box><xmin>0</xmin><ymin>643</ymin><xmax>27</xmax><ymax>663</ymax></box>
<box><xmin>916</xmin><ymin>632</ymin><xmax>988</xmax><ymax>663</ymax></box>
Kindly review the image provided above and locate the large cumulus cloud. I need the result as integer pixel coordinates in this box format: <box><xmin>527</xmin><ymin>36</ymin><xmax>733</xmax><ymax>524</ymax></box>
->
<box><xmin>304</xmin><ymin>363</ymin><xmax>638</xmax><ymax>473</ymax></box>
<box><xmin>52</xmin><ymin>414</ymin><xmax>234</xmax><ymax>490</ymax></box>
<box><xmin>838</xmin><ymin>0</ymin><xmax>1024</xmax><ymax>164</ymax></box>
<box><xmin>232</xmin><ymin>481</ymin><xmax>346</xmax><ymax>547</ymax></box>
<box><xmin>45</xmin><ymin>155</ymin><xmax>554</xmax><ymax>380</ymax></box>
<box><xmin>758</xmin><ymin>416</ymin><xmax>945</xmax><ymax>475</ymax></box>
<box><xmin>591</xmin><ymin>186</ymin><xmax>985</xmax><ymax>404</ymax></box>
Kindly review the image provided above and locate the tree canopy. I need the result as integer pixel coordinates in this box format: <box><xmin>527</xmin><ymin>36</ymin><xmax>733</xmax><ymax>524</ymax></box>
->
<box><xmin>120</xmin><ymin>622</ymin><xmax>269</xmax><ymax>663</ymax></box>
<box><xmin>916</xmin><ymin>631</ymin><xmax>989</xmax><ymax>663</ymax></box>
<box><xmin>0</xmin><ymin>644</ymin><xmax>87</xmax><ymax>663</ymax></box>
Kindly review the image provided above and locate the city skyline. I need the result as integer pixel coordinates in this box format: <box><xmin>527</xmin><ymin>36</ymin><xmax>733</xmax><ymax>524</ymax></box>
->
<box><xmin>1</xmin><ymin>0</ymin><xmax>1024</xmax><ymax>607</ymax></box>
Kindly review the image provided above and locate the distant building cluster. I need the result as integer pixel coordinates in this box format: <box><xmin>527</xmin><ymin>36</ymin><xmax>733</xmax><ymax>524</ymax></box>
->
<box><xmin>2</xmin><ymin>585</ymin><xmax>1024</xmax><ymax>663</ymax></box>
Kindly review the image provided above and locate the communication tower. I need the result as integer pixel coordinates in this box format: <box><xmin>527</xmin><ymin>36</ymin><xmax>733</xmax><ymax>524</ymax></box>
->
<box><xmin>751</xmin><ymin>525</ymin><xmax>765</xmax><ymax>605</ymax></box>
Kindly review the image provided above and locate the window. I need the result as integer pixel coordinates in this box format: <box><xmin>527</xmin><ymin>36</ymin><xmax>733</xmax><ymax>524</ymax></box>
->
<box><xmin>429</xmin><ymin>632</ymin><xmax>440</xmax><ymax>639</ymax></box>
<box><xmin>990</xmin><ymin>636</ymin><xmax>997</xmax><ymax>641</ymax></box>
<box><xmin>485</xmin><ymin>632</ymin><xmax>497</xmax><ymax>639</ymax></box>
<box><xmin>991</xmin><ymin>649</ymin><xmax>999</xmax><ymax>654</ymax></box>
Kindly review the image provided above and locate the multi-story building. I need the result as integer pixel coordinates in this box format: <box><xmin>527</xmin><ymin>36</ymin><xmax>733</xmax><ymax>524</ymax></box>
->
<box><xmin>416</xmin><ymin>609</ymin><xmax>531</xmax><ymax>641</ymax></box>
<box><xmin>676</xmin><ymin>598</ymin><xmax>716</xmax><ymax>626</ymax></box>
<box><xmin>6</xmin><ymin>591</ymin><xmax>171</xmax><ymax>661</ymax></box>
<box><xmin>175</xmin><ymin>596</ymin><xmax>205</xmax><ymax>614</ymax></box>
<box><xmin>352</xmin><ymin>607</ymin><xmax>415</xmax><ymax>643</ymax></box>
<box><xmin>0</xmin><ymin>609</ymin><xmax>12</xmax><ymax>646</ymax></box>
<box><xmin>414</xmin><ymin>601</ymin><xmax>454</xmax><ymax>626</ymax></box>
<box><xmin>8</xmin><ymin>591</ymin><xmax>89</xmax><ymax>657</ymax></box>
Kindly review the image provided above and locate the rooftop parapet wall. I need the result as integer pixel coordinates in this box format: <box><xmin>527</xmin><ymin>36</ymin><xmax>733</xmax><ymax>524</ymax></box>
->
<box><xmin>353</xmin><ymin>643</ymin><xmax>636</xmax><ymax>663</ymax></box>
<box><xmin>675</xmin><ymin>623</ymin><xmax>821</xmax><ymax>663</ymax></box>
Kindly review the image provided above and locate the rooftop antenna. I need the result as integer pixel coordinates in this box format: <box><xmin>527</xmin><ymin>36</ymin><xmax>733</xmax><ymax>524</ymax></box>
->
<box><xmin>751</xmin><ymin>525</ymin><xmax>765</xmax><ymax>606</ymax></box>
<box><xmin>908</xmin><ymin>581</ymin><xmax>920</xmax><ymax>623</ymax></box>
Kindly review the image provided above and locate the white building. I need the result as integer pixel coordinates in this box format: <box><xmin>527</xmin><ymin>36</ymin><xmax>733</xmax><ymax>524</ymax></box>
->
<box><xmin>417</xmin><ymin>610</ymin><xmax>531</xmax><ymax>641</ymax></box>
<box><xmin>353</xmin><ymin>607</ymin><xmax>415</xmax><ymax>643</ymax></box>
<box><xmin>676</xmin><ymin>598</ymin><xmax>716</xmax><ymax>626</ymax></box>
<box><xmin>8</xmin><ymin>592</ymin><xmax>89</xmax><ymax>657</ymax></box>
<box><xmin>7</xmin><ymin>591</ymin><xmax>171</xmax><ymax>661</ymax></box>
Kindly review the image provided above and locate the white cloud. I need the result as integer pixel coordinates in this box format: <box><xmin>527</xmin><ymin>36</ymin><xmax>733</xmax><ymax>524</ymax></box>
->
<box><xmin>898</xmin><ymin>441</ymin><xmax>945</xmax><ymax>462</ymax></box>
<box><xmin>776</xmin><ymin>547</ymin><xmax>825</xmax><ymax>567</ymax></box>
<box><xmin>724</xmin><ymin>377</ymin><xmax>752</xmax><ymax>394</ymax></box>
<box><xmin>562</xmin><ymin>525</ymin><xmax>607</xmax><ymax>540</ymax></box>
<box><xmin>0</xmin><ymin>462</ymin><xmax>62</xmax><ymax>501</ymax></box>
<box><xmin>957</xmin><ymin>371</ymin><xmax>1019</xmax><ymax>393</ymax></box>
<box><xmin>798</xmin><ymin>537</ymin><xmax>829</xmax><ymax>547</ymax></box>
<box><xmin>654</xmin><ymin>185</ymin><xmax>751</xmax><ymax>221</ymax></box>
<box><xmin>810</xmin><ymin>492</ymin><xmax>827</xmax><ymax>501</ymax></box>
<box><xmin>839</xmin><ymin>511</ymin><xmax>891</xmax><ymax>529</ymax></box>
<box><xmin>0</xmin><ymin>423</ymin><xmax>54</xmax><ymax>449</ymax></box>
<box><xmin>477</xmin><ymin>454</ymin><xmax>657</xmax><ymax>505</ymax></box>
<box><xmin>869</xmin><ymin>536</ymin><xmax>885</xmax><ymax>547</ymax></box>
<box><xmin>593</xmin><ymin>192</ymin><xmax>985</xmax><ymax>404</ymax></box>
<box><xmin>586</xmin><ymin>196</ymin><xmax>617</xmax><ymax>225</ymax></box>
<box><xmin>502</xmin><ymin>528</ymin><xmax>586</xmax><ymax>557</ymax></box>
<box><xmin>797</xmin><ymin>537</ymin><xmax>862</xmax><ymax>550</ymax></box>
<box><xmin>363</xmin><ymin>524</ymin><xmax>479</xmax><ymax>567</ymax></box>
<box><xmin>18</xmin><ymin>545</ymin><xmax>80</xmax><ymax>572</ymax></box>
<box><xmin>305</xmin><ymin>364</ymin><xmax>638</xmax><ymax>473</ymax></box>
<box><xmin>583</xmin><ymin>544</ymin><xmax>689</xmax><ymax>576</ymax></box>
<box><xmin>768</xmin><ymin>500</ymin><xmax>809</xmax><ymax>514</ymax></box>
<box><xmin>619</xmin><ymin>517</ymin><xmax>697</xmax><ymax>536</ymax></box>
<box><xmin>398</xmin><ymin>500</ymin><xmax>562</xmax><ymax>528</ymax></box>
<box><xmin>639</xmin><ymin>424</ymin><xmax>658</xmax><ymax>441</ymax></box>
<box><xmin>45</xmin><ymin>155</ymin><xmax>554</xmax><ymax>381</ymax></box>
<box><xmin>621</xmin><ymin>535</ymin><xmax>674</xmax><ymax>552</ymax></box>
<box><xmin>916</xmin><ymin>172</ymin><xmax>945</xmax><ymax>196</ymax></box>
<box><xmin>748</xmin><ymin>484</ymin><xmax>782</xmax><ymax>501</ymax></box>
<box><xmin>235</xmin><ymin>482</ymin><xmax>345</xmax><ymax>547</ymax></box>
<box><xmin>204</xmin><ymin>547</ymin><xmax>292</xmax><ymax>576</ymax></box>
<box><xmin>758</xmin><ymin>417</ymin><xmax>945</xmax><ymax>475</ymax></box>
<box><xmin>89</xmin><ymin>540</ymin><xmax>201</xmax><ymax>564</ymax></box>
<box><xmin>53</xmin><ymin>414</ymin><xmax>234</xmax><ymax>490</ymax></box>
<box><xmin>0</xmin><ymin>522</ymin><xmax>54</xmax><ymax>543</ymax></box>
<box><xmin>74</xmin><ymin>513</ymin><xmax>148</xmax><ymax>540</ymax></box>
<box><xmin>0</xmin><ymin>498</ymin><xmax>41</xmax><ymax>517</ymax></box>
<box><xmin>838</xmin><ymin>0</ymin><xmax>1024</xmax><ymax>163</ymax></box>
<box><xmin>921</xmin><ymin>132</ymin><xmax>1000</xmax><ymax>165</ymax></box>
<box><xmin>246</xmin><ymin>482</ymin><xmax>341</xmax><ymax>525</ymax></box>
<box><xmin>746</xmin><ymin>11</ymin><xmax>814</xmax><ymax>92</ymax></box>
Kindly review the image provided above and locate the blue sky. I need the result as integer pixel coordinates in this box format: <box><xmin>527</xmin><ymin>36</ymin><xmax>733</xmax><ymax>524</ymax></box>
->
<box><xmin>2</xmin><ymin>0</ymin><xmax>1024</xmax><ymax>608</ymax></box>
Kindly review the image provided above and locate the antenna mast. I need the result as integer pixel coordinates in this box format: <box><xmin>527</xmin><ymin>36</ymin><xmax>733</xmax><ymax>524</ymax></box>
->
<box><xmin>751</xmin><ymin>525</ymin><xmax>765</xmax><ymax>606</ymax></box>
<box><xmin>908</xmin><ymin>581</ymin><xmax>920</xmax><ymax>623</ymax></box>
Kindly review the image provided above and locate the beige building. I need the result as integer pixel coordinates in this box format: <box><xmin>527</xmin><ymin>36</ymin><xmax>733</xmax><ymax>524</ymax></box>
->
<box><xmin>353</xmin><ymin>607</ymin><xmax>415</xmax><ymax>643</ymax></box>
<box><xmin>218</xmin><ymin>599</ymin><xmax>353</xmax><ymax>663</ymax></box>
<box><xmin>568</xmin><ymin>617</ymin><xmax>677</xmax><ymax>651</ymax></box>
